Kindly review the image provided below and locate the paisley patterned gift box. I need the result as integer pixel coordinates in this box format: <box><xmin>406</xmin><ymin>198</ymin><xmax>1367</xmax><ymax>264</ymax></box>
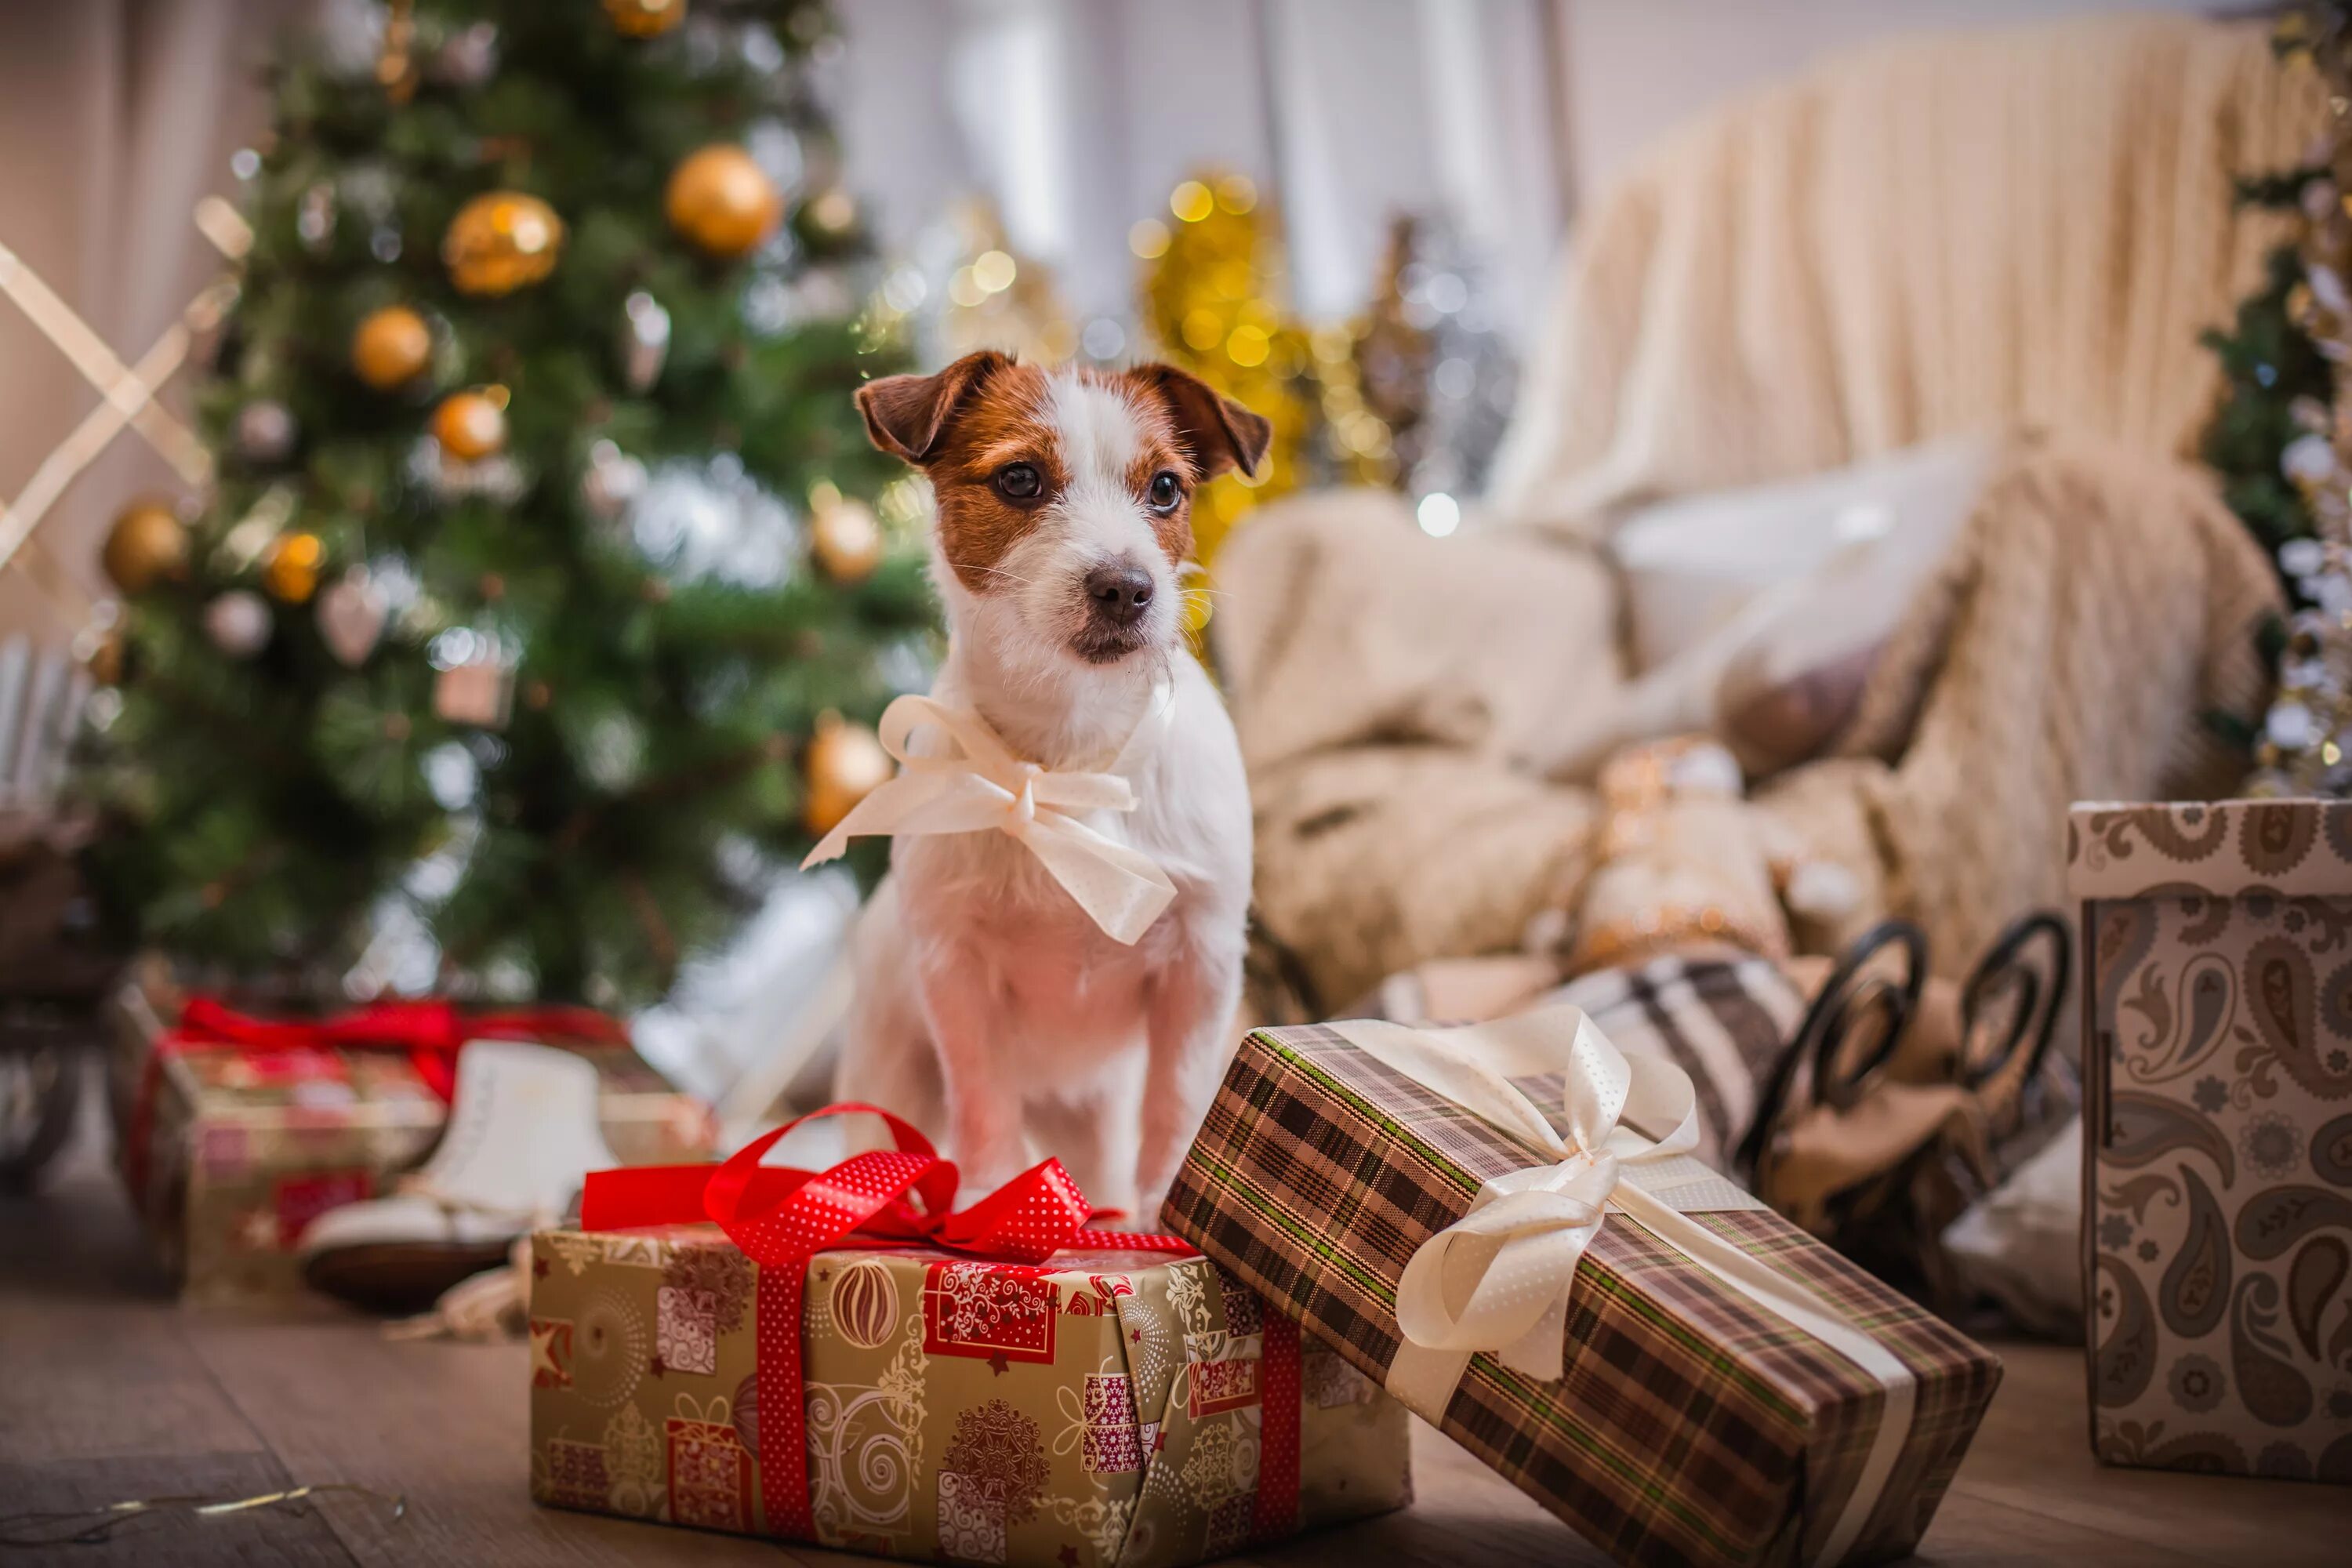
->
<box><xmin>2071</xmin><ymin>800</ymin><xmax>2352</xmax><ymax>1483</ymax></box>
<box><xmin>526</xmin><ymin>1224</ymin><xmax>1413</xmax><ymax>1564</ymax></box>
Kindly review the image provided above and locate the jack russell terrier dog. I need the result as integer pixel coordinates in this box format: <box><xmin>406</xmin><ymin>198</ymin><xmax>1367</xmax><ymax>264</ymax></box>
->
<box><xmin>809</xmin><ymin>350</ymin><xmax>1269</xmax><ymax>1222</ymax></box>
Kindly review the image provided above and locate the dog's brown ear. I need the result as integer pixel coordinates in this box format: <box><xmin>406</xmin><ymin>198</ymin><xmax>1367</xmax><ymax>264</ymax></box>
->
<box><xmin>856</xmin><ymin>350</ymin><xmax>1011</xmax><ymax>465</ymax></box>
<box><xmin>1129</xmin><ymin>363</ymin><xmax>1272</xmax><ymax>481</ymax></box>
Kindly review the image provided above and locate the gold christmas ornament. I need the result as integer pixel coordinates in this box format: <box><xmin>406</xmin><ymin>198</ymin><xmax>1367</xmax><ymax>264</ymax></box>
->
<box><xmin>441</xmin><ymin>191</ymin><xmax>564</xmax><ymax>296</ymax></box>
<box><xmin>263</xmin><ymin>531</ymin><xmax>325</xmax><ymax>603</ymax></box>
<box><xmin>604</xmin><ymin>0</ymin><xmax>686</xmax><ymax>38</ymax></box>
<box><xmin>100</xmin><ymin>500</ymin><xmax>190</xmax><ymax>595</ymax></box>
<box><xmin>801</xmin><ymin>712</ymin><xmax>893</xmax><ymax>837</ymax></box>
<box><xmin>351</xmin><ymin>305</ymin><xmax>433</xmax><ymax>389</ymax></box>
<box><xmin>811</xmin><ymin>493</ymin><xmax>882</xmax><ymax>583</ymax></box>
<box><xmin>665</xmin><ymin>144</ymin><xmax>782</xmax><ymax>260</ymax></box>
<box><xmin>431</xmin><ymin>386</ymin><xmax>509</xmax><ymax>461</ymax></box>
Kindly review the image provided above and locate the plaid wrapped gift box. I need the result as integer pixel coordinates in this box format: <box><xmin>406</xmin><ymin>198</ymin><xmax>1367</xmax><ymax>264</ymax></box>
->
<box><xmin>1163</xmin><ymin>1015</ymin><xmax>2003</xmax><ymax>1568</ymax></box>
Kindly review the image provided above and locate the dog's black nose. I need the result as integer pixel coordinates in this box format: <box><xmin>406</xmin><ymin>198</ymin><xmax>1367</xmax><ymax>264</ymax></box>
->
<box><xmin>1083</xmin><ymin>564</ymin><xmax>1154</xmax><ymax>626</ymax></box>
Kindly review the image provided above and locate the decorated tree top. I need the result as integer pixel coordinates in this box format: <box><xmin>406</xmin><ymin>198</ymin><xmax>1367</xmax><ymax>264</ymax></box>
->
<box><xmin>82</xmin><ymin>0</ymin><xmax>932</xmax><ymax>1007</ymax></box>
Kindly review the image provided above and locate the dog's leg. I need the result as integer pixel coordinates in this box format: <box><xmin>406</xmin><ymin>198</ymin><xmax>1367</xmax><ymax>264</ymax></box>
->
<box><xmin>916</xmin><ymin>950</ymin><xmax>1029</xmax><ymax>1195</ymax></box>
<box><xmin>1134</xmin><ymin>934</ymin><xmax>1244</xmax><ymax>1221</ymax></box>
<box><xmin>1025</xmin><ymin>1051</ymin><xmax>1145</xmax><ymax>1221</ymax></box>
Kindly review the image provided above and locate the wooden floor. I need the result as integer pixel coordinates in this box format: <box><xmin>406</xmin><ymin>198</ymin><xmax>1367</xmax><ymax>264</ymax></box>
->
<box><xmin>3</xmin><ymin>1100</ymin><xmax>2346</xmax><ymax>1567</ymax></box>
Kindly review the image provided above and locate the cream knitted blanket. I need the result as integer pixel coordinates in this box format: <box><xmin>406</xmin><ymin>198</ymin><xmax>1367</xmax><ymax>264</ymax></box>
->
<box><xmin>1219</xmin><ymin>16</ymin><xmax>2304</xmax><ymax>1010</ymax></box>
<box><xmin>1487</xmin><ymin>13</ymin><xmax>2321</xmax><ymax>529</ymax></box>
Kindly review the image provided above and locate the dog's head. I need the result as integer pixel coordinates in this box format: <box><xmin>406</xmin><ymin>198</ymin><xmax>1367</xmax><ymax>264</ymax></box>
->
<box><xmin>856</xmin><ymin>352</ymin><xmax>1270</xmax><ymax>670</ymax></box>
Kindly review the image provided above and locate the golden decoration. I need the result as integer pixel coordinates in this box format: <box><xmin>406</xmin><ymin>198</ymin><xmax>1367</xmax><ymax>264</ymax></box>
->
<box><xmin>262</xmin><ymin>532</ymin><xmax>325</xmax><ymax>604</ymax></box>
<box><xmin>810</xmin><ymin>492</ymin><xmax>882</xmax><ymax>583</ymax></box>
<box><xmin>351</xmin><ymin>305</ymin><xmax>433</xmax><ymax>390</ymax></box>
<box><xmin>665</xmin><ymin>145</ymin><xmax>782</xmax><ymax>260</ymax></box>
<box><xmin>441</xmin><ymin>191</ymin><xmax>564</xmax><ymax>296</ymax></box>
<box><xmin>100</xmin><ymin>500</ymin><xmax>189</xmax><ymax>595</ymax></box>
<box><xmin>604</xmin><ymin>0</ymin><xmax>686</xmax><ymax>38</ymax></box>
<box><xmin>431</xmin><ymin>387</ymin><xmax>509</xmax><ymax>461</ymax></box>
<box><xmin>1139</xmin><ymin>167</ymin><xmax>1315</xmax><ymax>565</ymax></box>
<box><xmin>378</xmin><ymin>0</ymin><xmax>417</xmax><ymax>103</ymax></box>
<box><xmin>801</xmin><ymin>712</ymin><xmax>893</xmax><ymax>837</ymax></box>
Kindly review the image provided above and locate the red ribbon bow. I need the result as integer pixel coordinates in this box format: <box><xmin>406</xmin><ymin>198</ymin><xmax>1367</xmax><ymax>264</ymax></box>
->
<box><xmin>579</xmin><ymin>1102</ymin><xmax>1197</xmax><ymax>1541</ymax></box>
<box><xmin>123</xmin><ymin>995</ymin><xmax>627</xmax><ymax>1203</ymax></box>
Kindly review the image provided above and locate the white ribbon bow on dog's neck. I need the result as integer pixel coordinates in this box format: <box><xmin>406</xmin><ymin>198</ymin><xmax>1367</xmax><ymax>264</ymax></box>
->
<box><xmin>800</xmin><ymin>685</ymin><xmax>1178</xmax><ymax>946</ymax></box>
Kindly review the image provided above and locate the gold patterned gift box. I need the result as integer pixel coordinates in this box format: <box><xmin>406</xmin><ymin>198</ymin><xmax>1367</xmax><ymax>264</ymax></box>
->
<box><xmin>107</xmin><ymin>985</ymin><xmax>716</xmax><ymax>1303</ymax></box>
<box><xmin>526</xmin><ymin>1222</ymin><xmax>1413</xmax><ymax>1564</ymax></box>
<box><xmin>2071</xmin><ymin>800</ymin><xmax>2352</xmax><ymax>1483</ymax></box>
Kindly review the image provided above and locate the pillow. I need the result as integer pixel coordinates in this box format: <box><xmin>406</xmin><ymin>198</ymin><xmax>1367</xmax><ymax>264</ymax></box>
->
<box><xmin>1521</xmin><ymin>434</ymin><xmax>1995</xmax><ymax>780</ymax></box>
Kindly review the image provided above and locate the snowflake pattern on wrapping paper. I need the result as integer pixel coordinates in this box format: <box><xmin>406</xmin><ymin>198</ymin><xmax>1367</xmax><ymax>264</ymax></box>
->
<box><xmin>656</xmin><ymin>1285</ymin><xmax>718</xmax><ymax>1377</ymax></box>
<box><xmin>662</xmin><ymin>1243</ymin><xmax>753</xmax><ymax>1335</ymax></box>
<box><xmin>925</xmin><ymin>1263</ymin><xmax>1058</xmax><ymax>1363</ymax></box>
<box><xmin>941</xmin><ymin>1398</ymin><xmax>1051</xmax><ymax>1527</ymax></box>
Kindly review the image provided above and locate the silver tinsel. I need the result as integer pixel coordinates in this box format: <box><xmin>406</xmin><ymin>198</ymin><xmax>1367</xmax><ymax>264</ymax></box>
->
<box><xmin>1393</xmin><ymin>218</ymin><xmax>1517</xmax><ymax>504</ymax></box>
<box><xmin>624</xmin><ymin>453</ymin><xmax>799</xmax><ymax>588</ymax></box>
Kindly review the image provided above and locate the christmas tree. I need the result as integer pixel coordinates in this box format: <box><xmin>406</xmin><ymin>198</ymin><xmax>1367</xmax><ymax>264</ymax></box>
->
<box><xmin>2205</xmin><ymin>2</ymin><xmax>2352</xmax><ymax>795</ymax></box>
<box><xmin>81</xmin><ymin>0</ymin><xmax>930</xmax><ymax>1007</ymax></box>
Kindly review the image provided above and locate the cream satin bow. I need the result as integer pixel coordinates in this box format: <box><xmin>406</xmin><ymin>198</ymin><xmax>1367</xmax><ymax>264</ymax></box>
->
<box><xmin>1327</xmin><ymin>1006</ymin><xmax>1918</xmax><ymax>1568</ymax></box>
<box><xmin>800</xmin><ymin>690</ymin><xmax>1178</xmax><ymax>946</ymax></box>
<box><xmin>1333</xmin><ymin>1008</ymin><xmax>1714</xmax><ymax>1382</ymax></box>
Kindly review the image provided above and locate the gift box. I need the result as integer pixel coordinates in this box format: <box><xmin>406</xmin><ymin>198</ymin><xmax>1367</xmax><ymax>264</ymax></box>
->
<box><xmin>1163</xmin><ymin>1009</ymin><xmax>2003</xmax><ymax>1568</ymax></box>
<box><xmin>2071</xmin><ymin>800</ymin><xmax>2352</xmax><ymax>1483</ymax></box>
<box><xmin>108</xmin><ymin>984</ymin><xmax>715</xmax><ymax>1302</ymax></box>
<box><xmin>530</xmin><ymin>1107</ymin><xmax>1411</xmax><ymax>1565</ymax></box>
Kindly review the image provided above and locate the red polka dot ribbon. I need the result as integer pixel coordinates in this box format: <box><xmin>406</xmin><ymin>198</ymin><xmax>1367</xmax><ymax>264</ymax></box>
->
<box><xmin>578</xmin><ymin>1102</ymin><xmax>1197</xmax><ymax>1541</ymax></box>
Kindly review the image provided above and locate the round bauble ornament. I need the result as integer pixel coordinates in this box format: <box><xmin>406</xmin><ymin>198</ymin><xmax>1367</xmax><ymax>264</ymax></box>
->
<box><xmin>666</xmin><ymin>144</ymin><xmax>782</xmax><ymax>260</ymax></box>
<box><xmin>263</xmin><ymin>532</ymin><xmax>326</xmax><ymax>603</ymax></box>
<box><xmin>605</xmin><ymin>0</ymin><xmax>687</xmax><ymax>38</ymax></box>
<box><xmin>801</xmin><ymin>712</ymin><xmax>893</xmax><ymax>837</ymax></box>
<box><xmin>233</xmin><ymin>399</ymin><xmax>299</xmax><ymax>465</ymax></box>
<box><xmin>101</xmin><ymin>500</ymin><xmax>189</xmax><ymax>595</ymax></box>
<box><xmin>828</xmin><ymin>1259</ymin><xmax>900</xmax><ymax>1349</ymax></box>
<box><xmin>810</xmin><ymin>494</ymin><xmax>881</xmax><ymax>583</ymax></box>
<box><xmin>432</xmin><ymin>387</ymin><xmax>508</xmax><ymax>461</ymax></box>
<box><xmin>441</xmin><ymin>191</ymin><xmax>564</xmax><ymax>296</ymax></box>
<box><xmin>317</xmin><ymin>568</ymin><xmax>389</xmax><ymax>666</ymax></box>
<box><xmin>352</xmin><ymin>305</ymin><xmax>433</xmax><ymax>389</ymax></box>
<box><xmin>204</xmin><ymin>590</ymin><xmax>273</xmax><ymax>658</ymax></box>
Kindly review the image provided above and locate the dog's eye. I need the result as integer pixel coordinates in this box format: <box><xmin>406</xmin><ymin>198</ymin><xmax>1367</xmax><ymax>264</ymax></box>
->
<box><xmin>1147</xmin><ymin>471</ymin><xmax>1183</xmax><ymax>514</ymax></box>
<box><xmin>995</xmin><ymin>463</ymin><xmax>1042</xmax><ymax>501</ymax></box>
